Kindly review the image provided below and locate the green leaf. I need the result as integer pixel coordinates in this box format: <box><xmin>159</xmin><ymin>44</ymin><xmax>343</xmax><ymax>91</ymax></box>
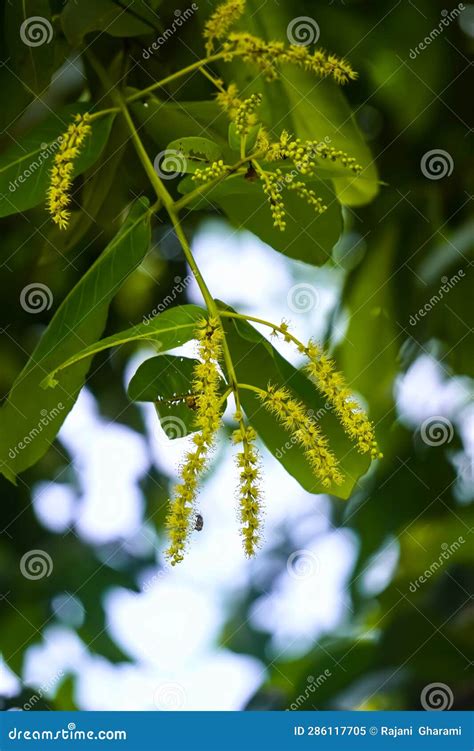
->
<box><xmin>219</xmin><ymin>304</ymin><xmax>370</xmax><ymax>498</ymax></box>
<box><xmin>128</xmin><ymin>354</ymin><xmax>228</xmax><ymax>439</ymax></box>
<box><xmin>128</xmin><ymin>354</ymin><xmax>197</xmax><ymax>403</ymax></box>
<box><xmin>335</xmin><ymin>227</ymin><xmax>399</xmax><ymax>423</ymax></box>
<box><xmin>6</xmin><ymin>0</ymin><xmax>56</xmax><ymax>94</ymax></box>
<box><xmin>179</xmin><ymin>173</ymin><xmax>342</xmax><ymax>266</ymax></box>
<box><xmin>222</xmin><ymin>0</ymin><xmax>379</xmax><ymax>206</ymax></box>
<box><xmin>61</xmin><ymin>0</ymin><xmax>159</xmax><ymax>45</ymax></box>
<box><xmin>131</xmin><ymin>99</ymin><xmax>232</xmax><ymax>159</ymax></box>
<box><xmin>0</xmin><ymin>199</ymin><xmax>151</xmax><ymax>483</ymax></box>
<box><xmin>228</xmin><ymin>123</ymin><xmax>261</xmax><ymax>154</ymax></box>
<box><xmin>164</xmin><ymin>136</ymin><xmax>223</xmax><ymax>174</ymax></box>
<box><xmin>44</xmin><ymin>306</ymin><xmax>206</xmax><ymax>387</ymax></box>
<box><xmin>0</xmin><ymin>108</ymin><xmax>115</xmax><ymax>218</ymax></box>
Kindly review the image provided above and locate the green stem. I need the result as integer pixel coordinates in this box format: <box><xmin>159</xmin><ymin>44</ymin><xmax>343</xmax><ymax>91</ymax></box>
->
<box><xmin>220</xmin><ymin>310</ymin><xmax>306</xmax><ymax>351</ymax></box>
<box><xmin>88</xmin><ymin>107</ymin><xmax>119</xmax><ymax>122</ymax></box>
<box><xmin>87</xmin><ymin>55</ymin><xmax>225</xmax><ymax>122</ymax></box>
<box><xmin>126</xmin><ymin>53</ymin><xmax>226</xmax><ymax>103</ymax></box>
<box><xmin>237</xmin><ymin>382</ymin><xmax>267</xmax><ymax>396</ymax></box>
<box><xmin>86</xmin><ymin>53</ymin><xmax>247</xmax><ymax>417</ymax></box>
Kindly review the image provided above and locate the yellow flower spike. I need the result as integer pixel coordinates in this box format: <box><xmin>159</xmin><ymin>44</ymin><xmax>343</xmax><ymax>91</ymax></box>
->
<box><xmin>224</xmin><ymin>33</ymin><xmax>357</xmax><ymax>85</ymax></box>
<box><xmin>260</xmin><ymin>385</ymin><xmax>344</xmax><ymax>488</ymax></box>
<box><xmin>192</xmin><ymin>160</ymin><xmax>230</xmax><ymax>184</ymax></box>
<box><xmin>233</xmin><ymin>421</ymin><xmax>262</xmax><ymax>557</ymax></box>
<box><xmin>165</xmin><ymin>318</ymin><xmax>223</xmax><ymax>565</ymax></box>
<box><xmin>234</xmin><ymin>93</ymin><xmax>262</xmax><ymax>136</ymax></box>
<box><xmin>215</xmin><ymin>83</ymin><xmax>243</xmax><ymax>119</ymax></box>
<box><xmin>258</xmin><ymin>170</ymin><xmax>286</xmax><ymax>231</ymax></box>
<box><xmin>287</xmin><ymin>182</ymin><xmax>327</xmax><ymax>215</ymax></box>
<box><xmin>304</xmin><ymin>342</ymin><xmax>382</xmax><ymax>460</ymax></box>
<box><xmin>46</xmin><ymin>113</ymin><xmax>91</xmax><ymax>230</ymax></box>
<box><xmin>204</xmin><ymin>0</ymin><xmax>246</xmax><ymax>55</ymax></box>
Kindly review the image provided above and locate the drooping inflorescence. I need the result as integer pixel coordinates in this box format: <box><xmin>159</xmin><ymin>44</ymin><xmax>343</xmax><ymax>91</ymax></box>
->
<box><xmin>223</xmin><ymin>32</ymin><xmax>357</xmax><ymax>84</ymax></box>
<box><xmin>233</xmin><ymin>419</ymin><xmax>263</xmax><ymax>557</ymax></box>
<box><xmin>266</xmin><ymin>131</ymin><xmax>363</xmax><ymax>174</ymax></box>
<box><xmin>216</xmin><ymin>83</ymin><xmax>243</xmax><ymax>118</ymax></box>
<box><xmin>165</xmin><ymin>318</ymin><xmax>223</xmax><ymax>565</ymax></box>
<box><xmin>234</xmin><ymin>93</ymin><xmax>262</xmax><ymax>135</ymax></box>
<box><xmin>204</xmin><ymin>0</ymin><xmax>246</xmax><ymax>55</ymax></box>
<box><xmin>260</xmin><ymin>384</ymin><xmax>343</xmax><ymax>488</ymax></box>
<box><xmin>258</xmin><ymin>169</ymin><xmax>287</xmax><ymax>231</ymax></box>
<box><xmin>47</xmin><ymin>113</ymin><xmax>91</xmax><ymax>230</ymax></box>
<box><xmin>304</xmin><ymin>342</ymin><xmax>382</xmax><ymax>460</ymax></box>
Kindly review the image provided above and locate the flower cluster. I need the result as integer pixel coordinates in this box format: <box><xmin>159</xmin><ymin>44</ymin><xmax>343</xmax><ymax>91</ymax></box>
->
<box><xmin>253</xmin><ymin>131</ymin><xmax>362</xmax><ymax>230</ymax></box>
<box><xmin>260</xmin><ymin>384</ymin><xmax>343</xmax><ymax>488</ymax></box>
<box><xmin>192</xmin><ymin>159</ymin><xmax>230</xmax><ymax>184</ymax></box>
<box><xmin>223</xmin><ymin>32</ymin><xmax>357</xmax><ymax>84</ymax></box>
<box><xmin>304</xmin><ymin>342</ymin><xmax>382</xmax><ymax>459</ymax></box>
<box><xmin>165</xmin><ymin>318</ymin><xmax>222</xmax><ymax>565</ymax></box>
<box><xmin>192</xmin><ymin>159</ymin><xmax>230</xmax><ymax>183</ymax></box>
<box><xmin>233</xmin><ymin>419</ymin><xmax>262</xmax><ymax>556</ymax></box>
<box><xmin>216</xmin><ymin>83</ymin><xmax>243</xmax><ymax>118</ymax></box>
<box><xmin>47</xmin><ymin>113</ymin><xmax>91</xmax><ymax>230</ymax></box>
<box><xmin>287</xmin><ymin>182</ymin><xmax>327</xmax><ymax>214</ymax></box>
<box><xmin>234</xmin><ymin>93</ymin><xmax>262</xmax><ymax>135</ymax></box>
<box><xmin>266</xmin><ymin>131</ymin><xmax>362</xmax><ymax>174</ymax></box>
<box><xmin>259</xmin><ymin>169</ymin><xmax>287</xmax><ymax>230</ymax></box>
<box><xmin>164</xmin><ymin>318</ymin><xmax>382</xmax><ymax>563</ymax></box>
<box><xmin>204</xmin><ymin>0</ymin><xmax>245</xmax><ymax>55</ymax></box>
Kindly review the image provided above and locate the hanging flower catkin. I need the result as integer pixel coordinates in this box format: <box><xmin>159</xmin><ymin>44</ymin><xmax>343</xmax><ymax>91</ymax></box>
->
<box><xmin>165</xmin><ymin>318</ymin><xmax>222</xmax><ymax>565</ymax></box>
<box><xmin>233</xmin><ymin>417</ymin><xmax>262</xmax><ymax>556</ymax></box>
<box><xmin>47</xmin><ymin>113</ymin><xmax>91</xmax><ymax>230</ymax></box>
<box><xmin>260</xmin><ymin>384</ymin><xmax>343</xmax><ymax>488</ymax></box>
<box><xmin>304</xmin><ymin>341</ymin><xmax>382</xmax><ymax>459</ymax></box>
<box><xmin>204</xmin><ymin>0</ymin><xmax>246</xmax><ymax>54</ymax></box>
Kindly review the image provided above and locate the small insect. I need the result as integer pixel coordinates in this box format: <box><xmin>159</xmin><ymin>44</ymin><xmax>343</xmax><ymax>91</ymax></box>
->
<box><xmin>194</xmin><ymin>513</ymin><xmax>204</xmax><ymax>532</ymax></box>
<box><xmin>185</xmin><ymin>394</ymin><xmax>198</xmax><ymax>410</ymax></box>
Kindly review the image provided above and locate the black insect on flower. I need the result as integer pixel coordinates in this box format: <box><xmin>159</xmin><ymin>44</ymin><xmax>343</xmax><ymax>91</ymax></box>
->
<box><xmin>194</xmin><ymin>513</ymin><xmax>204</xmax><ymax>532</ymax></box>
